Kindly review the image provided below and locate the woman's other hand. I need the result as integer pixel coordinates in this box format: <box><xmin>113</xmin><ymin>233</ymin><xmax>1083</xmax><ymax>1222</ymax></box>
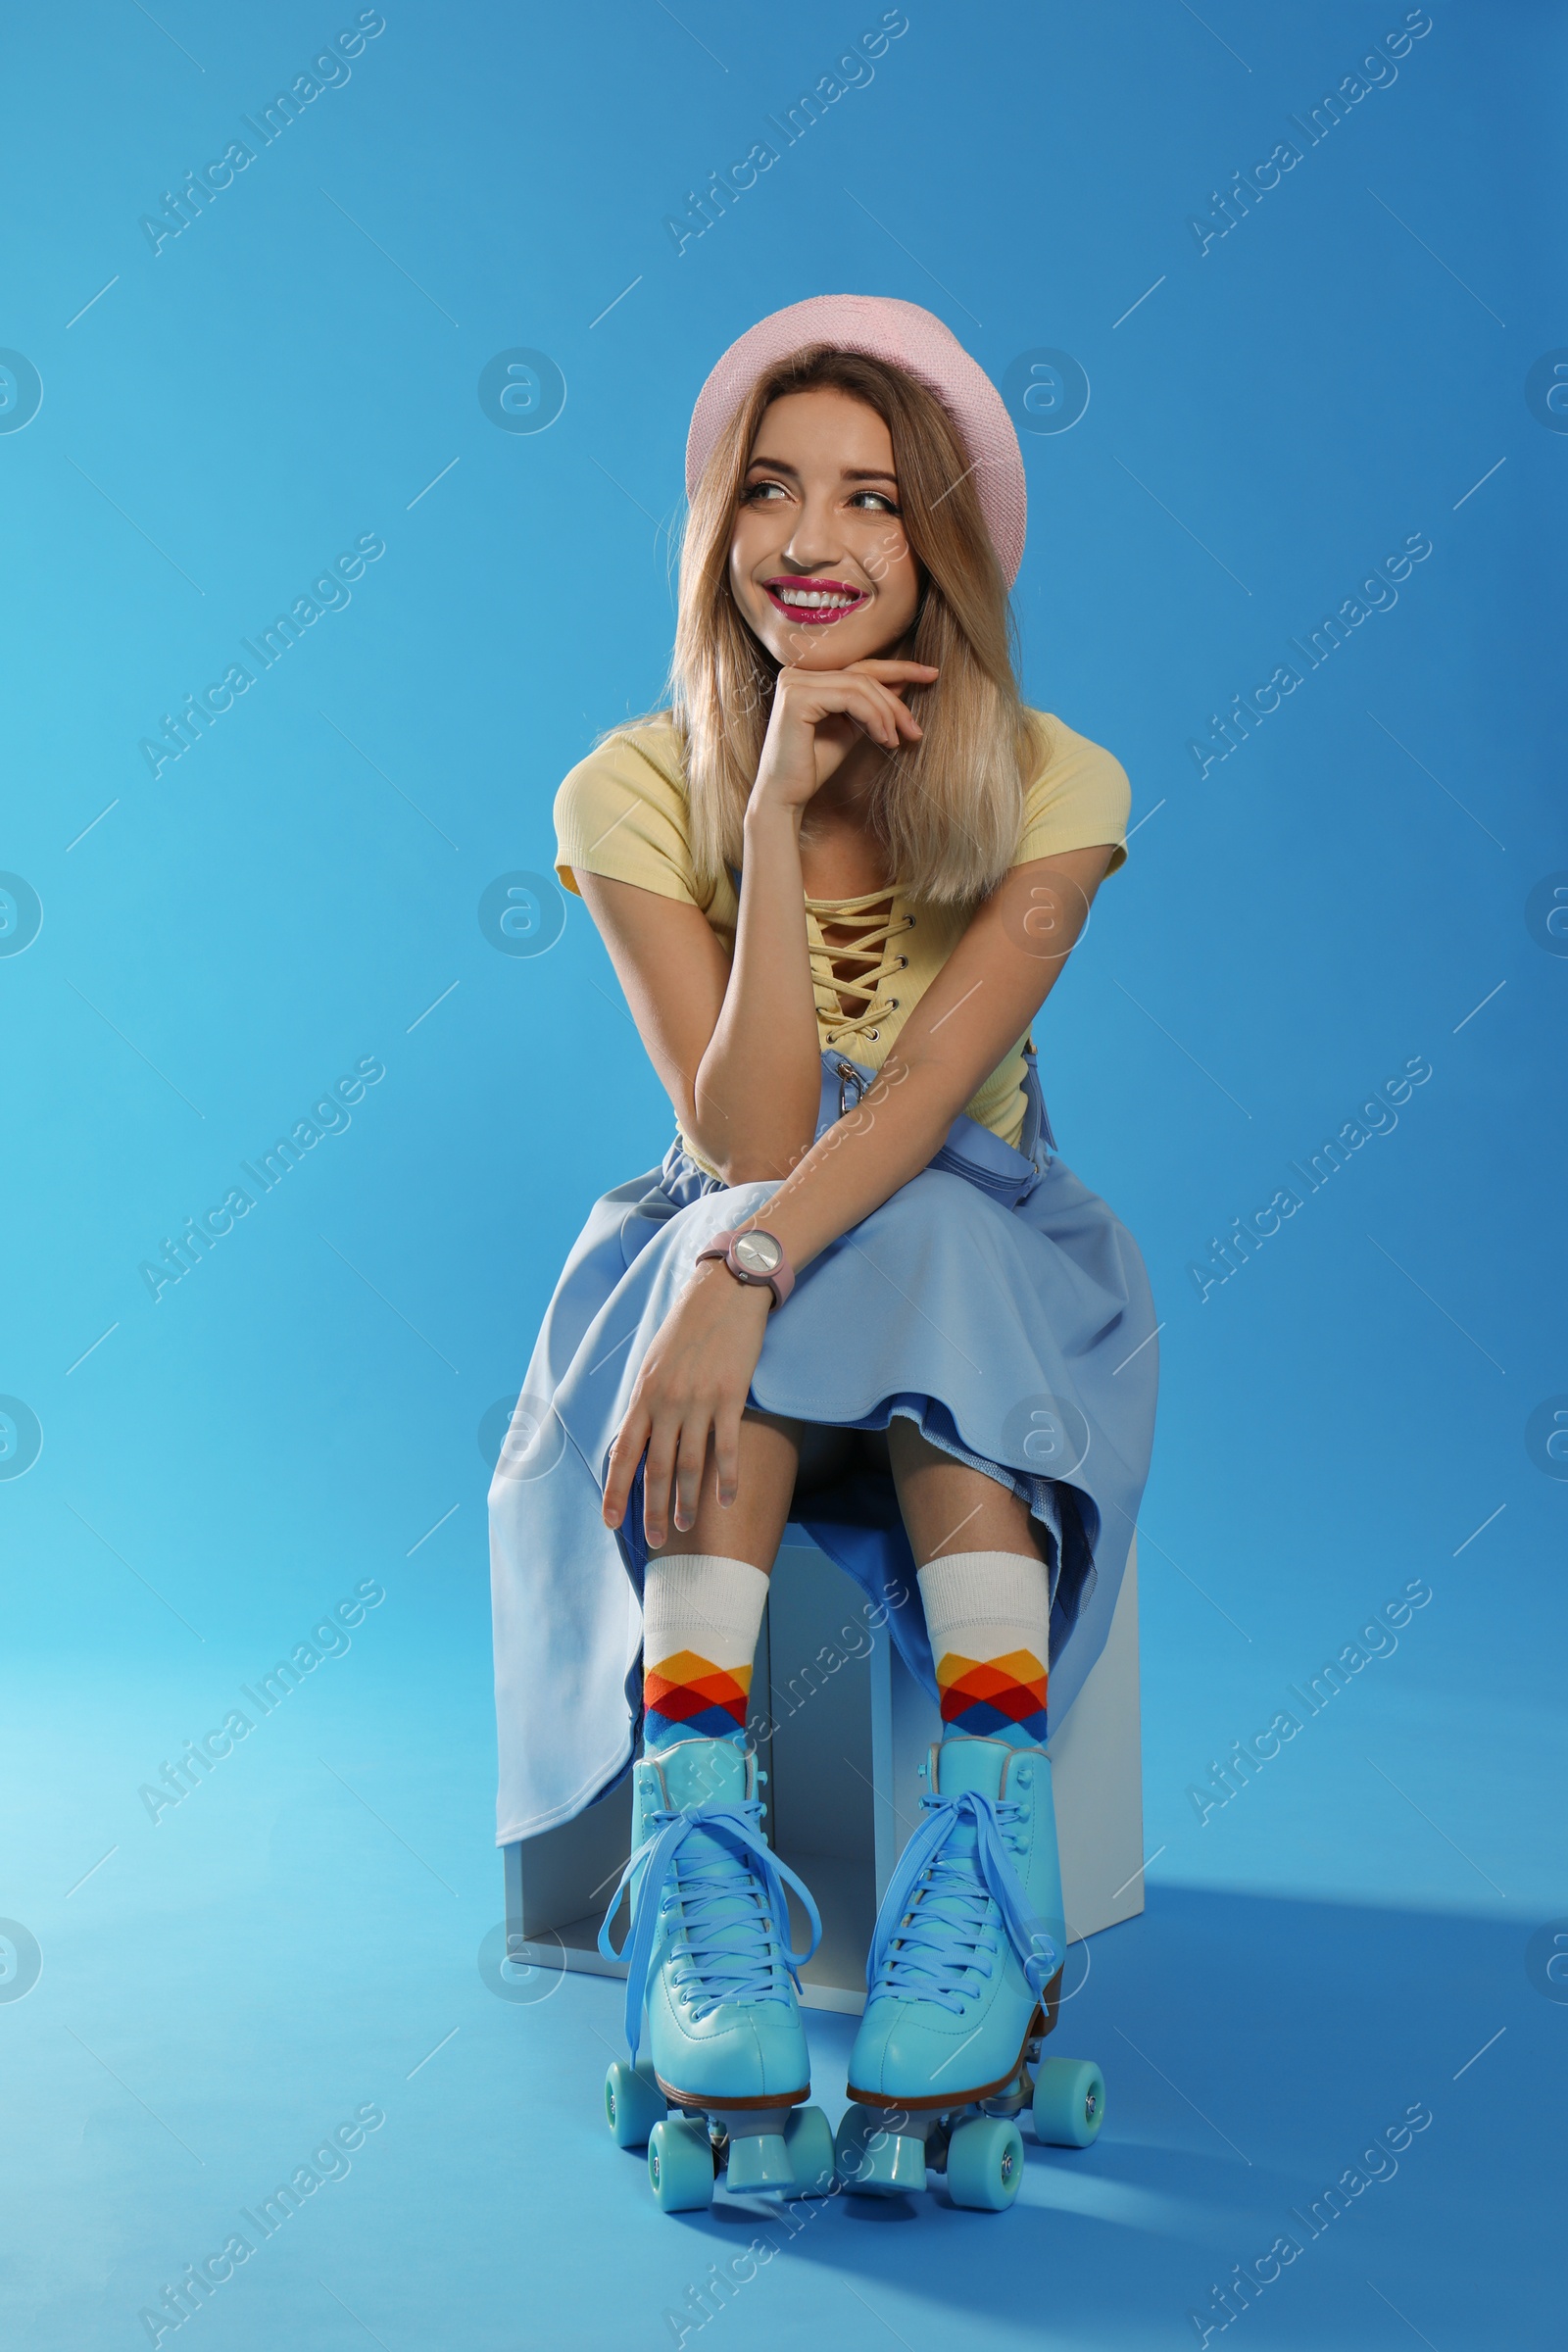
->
<box><xmin>603</xmin><ymin>1263</ymin><xmax>773</xmax><ymax>1548</ymax></box>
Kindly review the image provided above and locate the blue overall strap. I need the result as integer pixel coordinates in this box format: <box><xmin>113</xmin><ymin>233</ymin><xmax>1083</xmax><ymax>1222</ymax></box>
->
<box><xmin>866</xmin><ymin>1788</ymin><xmax>1059</xmax><ymax>2000</ymax></box>
<box><xmin>598</xmin><ymin>1800</ymin><xmax>823</xmax><ymax>2066</ymax></box>
<box><xmin>818</xmin><ymin>1046</ymin><xmax>1044</xmax><ymax>1206</ymax></box>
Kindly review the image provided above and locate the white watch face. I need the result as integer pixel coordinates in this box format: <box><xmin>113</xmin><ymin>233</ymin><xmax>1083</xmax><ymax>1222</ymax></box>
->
<box><xmin>733</xmin><ymin>1231</ymin><xmax>781</xmax><ymax>1276</ymax></box>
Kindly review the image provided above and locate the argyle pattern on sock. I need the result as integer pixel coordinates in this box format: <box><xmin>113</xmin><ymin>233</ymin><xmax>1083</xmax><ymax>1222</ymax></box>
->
<box><xmin>643</xmin><ymin>1648</ymin><xmax>753</xmax><ymax>1742</ymax></box>
<box><xmin>935</xmin><ymin>1646</ymin><xmax>1048</xmax><ymax>1740</ymax></box>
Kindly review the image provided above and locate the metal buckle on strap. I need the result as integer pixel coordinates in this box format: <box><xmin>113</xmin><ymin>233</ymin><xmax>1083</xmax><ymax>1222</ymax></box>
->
<box><xmin>835</xmin><ymin>1058</ymin><xmax>867</xmax><ymax>1119</ymax></box>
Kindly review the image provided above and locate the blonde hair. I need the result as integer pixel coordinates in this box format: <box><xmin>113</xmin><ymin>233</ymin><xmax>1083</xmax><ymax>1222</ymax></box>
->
<box><xmin>645</xmin><ymin>346</ymin><xmax>1037</xmax><ymax>906</ymax></box>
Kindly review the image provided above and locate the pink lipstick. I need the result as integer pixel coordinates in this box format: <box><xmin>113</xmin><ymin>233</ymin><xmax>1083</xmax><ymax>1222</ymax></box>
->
<box><xmin>762</xmin><ymin>575</ymin><xmax>869</xmax><ymax>623</ymax></box>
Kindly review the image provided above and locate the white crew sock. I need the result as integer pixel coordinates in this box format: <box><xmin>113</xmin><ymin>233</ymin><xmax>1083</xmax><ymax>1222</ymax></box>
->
<box><xmin>642</xmin><ymin>1552</ymin><xmax>769</xmax><ymax>1747</ymax></box>
<box><xmin>916</xmin><ymin>1549</ymin><xmax>1051</xmax><ymax>1746</ymax></box>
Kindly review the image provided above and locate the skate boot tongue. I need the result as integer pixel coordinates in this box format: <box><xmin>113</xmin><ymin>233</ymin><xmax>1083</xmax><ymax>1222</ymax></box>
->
<box><xmin>654</xmin><ymin>1736</ymin><xmax>748</xmax><ymax>1816</ymax></box>
<box><xmin>933</xmin><ymin>1735</ymin><xmax>1015</xmax><ymax>1803</ymax></box>
<box><xmin>662</xmin><ymin>1744</ymin><xmax>770</xmax><ymax>1959</ymax></box>
<box><xmin>650</xmin><ymin>1740</ymin><xmax>753</xmax><ymax>1879</ymax></box>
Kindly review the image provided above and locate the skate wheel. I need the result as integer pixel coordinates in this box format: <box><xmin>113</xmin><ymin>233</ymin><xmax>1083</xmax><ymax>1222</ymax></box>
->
<box><xmin>605</xmin><ymin>2061</ymin><xmax>664</xmax><ymax>2150</ymax></box>
<box><xmin>834</xmin><ymin>2103</ymin><xmax>927</xmax><ymax>2196</ymax></box>
<box><xmin>649</xmin><ymin>2117</ymin><xmax>714</xmax><ymax>2212</ymax></box>
<box><xmin>946</xmin><ymin>2115</ymin><xmax>1024</xmax><ymax>2211</ymax></box>
<box><xmin>783</xmin><ymin>2105</ymin><xmax>836</xmax><ymax>2196</ymax></box>
<box><xmin>1032</xmin><ymin>2056</ymin><xmax>1105</xmax><ymax>2148</ymax></box>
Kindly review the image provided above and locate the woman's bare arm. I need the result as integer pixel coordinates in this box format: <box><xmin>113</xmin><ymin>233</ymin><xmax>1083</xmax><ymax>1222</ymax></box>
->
<box><xmin>576</xmin><ymin>804</ymin><xmax>822</xmax><ymax>1186</ymax></box>
<box><xmin>578</xmin><ymin>658</ymin><xmax>936</xmax><ymax>1182</ymax></box>
<box><xmin>750</xmin><ymin>842</ymin><xmax>1116</xmax><ymax>1268</ymax></box>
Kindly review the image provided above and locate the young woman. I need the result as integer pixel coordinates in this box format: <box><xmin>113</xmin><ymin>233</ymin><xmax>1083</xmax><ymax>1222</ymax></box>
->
<box><xmin>489</xmin><ymin>295</ymin><xmax>1157</xmax><ymax>2208</ymax></box>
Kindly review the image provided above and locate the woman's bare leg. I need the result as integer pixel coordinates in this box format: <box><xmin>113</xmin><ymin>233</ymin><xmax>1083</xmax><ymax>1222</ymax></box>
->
<box><xmin>886</xmin><ymin>1416</ymin><xmax>1044</xmax><ymax>1570</ymax></box>
<box><xmin>639</xmin><ymin>1415</ymin><xmax>860</xmax><ymax>1756</ymax></box>
<box><xmin>644</xmin><ymin>1410</ymin><xmax>856</xmax><ymax>1566</ymax></box>
<box><xmin>639</xmin><ymin>1415</ymin><xmax>1048</xmax><ymax>1760</ymax></box>
<box><xmin>646</xmin><ymin>1413</ymin><xmax>1042</xmax><ymax>1572</ymax></box>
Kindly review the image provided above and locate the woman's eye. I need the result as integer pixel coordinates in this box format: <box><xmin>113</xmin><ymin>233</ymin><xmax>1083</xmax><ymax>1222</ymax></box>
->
<box><xmin>740</xmin><ymin>480</ymin><xmax>899</xmax><ymax>513</ymax></box>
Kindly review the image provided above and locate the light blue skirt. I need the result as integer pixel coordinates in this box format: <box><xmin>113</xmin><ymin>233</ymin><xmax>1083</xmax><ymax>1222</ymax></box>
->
<box><xmin>489</xmin><ymin>1050</ymin><xmax>1158</xmax><ymax>1843</ymax></box>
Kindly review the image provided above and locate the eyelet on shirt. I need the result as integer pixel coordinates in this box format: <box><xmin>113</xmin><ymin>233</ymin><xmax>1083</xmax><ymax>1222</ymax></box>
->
<box><xmin>867</xmin><ymin>1029</ymin><xmax>879</xmax><ymax>1041</ymax></box>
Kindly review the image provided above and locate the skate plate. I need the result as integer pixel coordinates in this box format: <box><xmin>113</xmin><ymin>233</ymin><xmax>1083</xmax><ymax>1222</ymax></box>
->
<box><xmin>835</xmin><ymin>2045</ymin><xmax>1106</xmax><ymax>2212</ymax></box>
<box><xmin>605</xmin><ymin>2063</ymin><xmax>836</xmax><ymax>2213</ymax></box>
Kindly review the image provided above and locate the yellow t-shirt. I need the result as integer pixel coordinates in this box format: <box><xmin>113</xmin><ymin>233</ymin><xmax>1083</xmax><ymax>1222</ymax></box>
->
<box><xmin>554</xmin><ymin>709</ymin><xmax>1130</xmax><ymax>1162</ymax></box>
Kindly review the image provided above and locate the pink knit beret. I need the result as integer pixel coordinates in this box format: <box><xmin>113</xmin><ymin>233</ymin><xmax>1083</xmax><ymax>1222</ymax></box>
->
<box><xmin>685</xmin><ymin>294</ymin><xmax>1027</xmax><ymax>587</ymax></box>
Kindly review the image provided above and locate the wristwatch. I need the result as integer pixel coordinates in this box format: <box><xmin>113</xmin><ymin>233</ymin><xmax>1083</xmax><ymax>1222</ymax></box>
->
<box><xmin>695</xmin><ymin>1227</ymin><xmax>795</xmax><ymax>1309</ymax></box>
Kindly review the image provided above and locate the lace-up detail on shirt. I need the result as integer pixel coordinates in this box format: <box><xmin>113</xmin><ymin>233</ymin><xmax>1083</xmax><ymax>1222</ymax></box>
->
<box><xmin>805</xmin><ymin>890</ymin><xmax>916</xmax><ymax>1054</ymax></box>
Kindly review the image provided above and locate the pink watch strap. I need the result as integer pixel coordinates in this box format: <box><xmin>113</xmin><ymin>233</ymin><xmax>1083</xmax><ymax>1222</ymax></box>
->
<box><xmin>695</xmin><ymin>1227</ymin><xmax>795</xmax><ymax>1309</ymax></box>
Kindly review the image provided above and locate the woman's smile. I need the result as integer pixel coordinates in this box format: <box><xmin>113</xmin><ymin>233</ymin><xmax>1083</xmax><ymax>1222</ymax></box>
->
<box><xmin>762</xmin><ymin>575</ymin><xmax>871</xmax><ymax>622</ymax></box>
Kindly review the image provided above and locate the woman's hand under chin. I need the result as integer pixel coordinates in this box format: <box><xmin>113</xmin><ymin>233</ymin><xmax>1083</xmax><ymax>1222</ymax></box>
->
<box><xmin>749</xmin><ymin>658</ymin><xmax>938</xmax><ymax>819</ymax></box>
<box><xmin>602</xmin><ymin>1262</ymin><xmax>774</xmax><ymax>1549</ymax></box>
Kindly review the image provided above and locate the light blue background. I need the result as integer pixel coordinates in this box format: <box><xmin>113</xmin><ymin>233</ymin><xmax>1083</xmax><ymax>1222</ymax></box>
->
<box><xmin>2</xmin><ymin>3</ymin><xmax>1562</xmax><ymax>2346</ymax></box>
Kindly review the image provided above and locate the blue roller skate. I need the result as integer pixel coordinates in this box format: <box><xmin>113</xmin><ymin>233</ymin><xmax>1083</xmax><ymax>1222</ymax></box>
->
<box><xmin>836</xmin><ymin>1735</ymin><xmax>1106</xmax><ymax>2211</ymax></box>
<box><xmin>598</xmin><ymin>1733</ymin><xmax>838</xmax><ymax>2212</ymax></box>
